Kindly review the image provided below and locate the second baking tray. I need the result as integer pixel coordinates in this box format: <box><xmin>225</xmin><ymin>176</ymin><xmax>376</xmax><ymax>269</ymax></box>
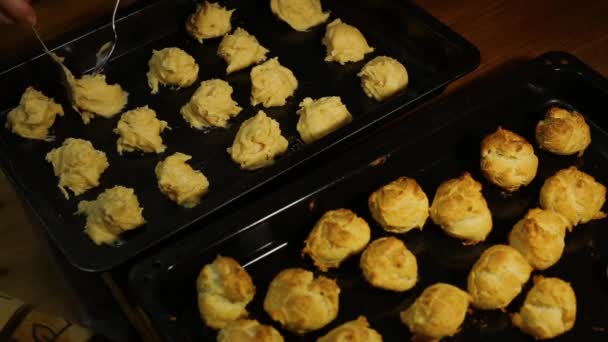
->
<box><xmin>0</xmin><ymin>0</ymin><xmax>479</xmax><ymax>271</ymax></box>
<box><xmin>130</xmin><ymin>52</ymin><xmax>608</xmax><ymax>341</ymax></box>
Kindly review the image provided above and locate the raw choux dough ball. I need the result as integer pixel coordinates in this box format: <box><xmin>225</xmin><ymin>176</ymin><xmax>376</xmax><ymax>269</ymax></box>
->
<box><xmin>480</xmin><ymin>127</ymin><xmax>539</xmax><ymax>192</ymax></box>
<box><xmin>509</xmin><ymin>208</ymin><xmax>569</xmax><ymax>270</ymax></box>
<box><xmin>76</xmin><ymin>186</ymin><xmax>145</xmax><ymax>245</ymax></box>
<box><xmin>467</xmin><ymin>245</ymin><xmax>533</xmax><ymax>310</ymax></box>
<box><xmin>512</xmin><ymin>276</ymin><xmax>576</xmax><ymax>340</ymax></box>
<box><xmin>68</xmin><ymin>73</ymin><xmax>128</xmax><ymax>124</ymax></box>
<box><xmin>180</xmin><ymin>79</ymin><xmax>242</xmax><ymax>129</ymax></box>
<box><xmin>322</xmin><ymin>19</ymin><xmax>374</xmax><ymax>65</ymax></box>
<box><xmin>400</xmin><ymin>283</ymin><xmax>471</xmax><ymax>341</ymax></box>
<box><xmin>114</xmin><ymin>106</ymin><xmax>168</xmax><ymax>154</ymax></box>
<box><xmin>218</xmin><ymin>28</ymin><xmax>269</xmax><ymax>74</ymax></box>
<box><xmin>217</xmin><ymin>319</ymin><xmax>284</xmax><ymax>342</ymax></box>
<box><xmin>6</xmin><ymin>87</ymin><xmax>64</xmax><ymax>140</ymax></box>
<box><xmin>186</xmin><ymin>1</ymin><xmax>234</xmax><ymax>43</ymax></box>
<box><xmin>155</xmin><ymin>152</ymin><xmax>209</xmax><ymax>208</ymax></box>
<box><xmin>303</xmin><ymin>208</ymin><xmax>371</xmax><ymax>271</ymax></box>
<box><xmin>536</xmin><ymin>107</ymin><xmax>591</xmax><ymax>156</ymax></box>
<box><xmin>317</xmin><ymin>316</ymin><xmax>382</xmax><ymax>342</ymax></box>
<box><xmin>147</xmin><ymin>47</ymin><xmax>199</xmax><ymax>94</ymax></box>
<box><xmin>229</xmin><ymin>110</ymin><xmax>288</xmax><ymax>170</ymax></box>
<box><xmin>197</xmin><ymin>256</ymin><xmax>255</xmax><ymax>329</ymax></box>
<box><xmin>539</xmin><ymin>166</ymin><xmax>606</xmax><ymax>227</ymax></box>
<box><xmin>360</xmin><ymin>237</ymin><xmax>418</xmax><ymax>292</ymax></box>
<box><xmin>250</xmin><ymin>57</ymin><xmax>298</xmax><ymax>108</ymax></box>
<box><xmin>45</xmin><ymin>138</ymin><xmax>109</xmax><ymax>198</ymax></box>
<box><xmin>357</xmin><ymin>56</ymin><xmax>408</xmax><ymax>101</ymax></box>
<box><xmin>429</xmin><ymin>173</ymin><xmax>493</xmax><ymax>244</ymax></box>
<box><xmin>296</xmin><ymin>96</ymin><xmax>352</xmax><ymax>144</ymax></box>
<box><xmin>368</xmin><ymin>176</ymin><xmax>429</xmax><ymax>233</ymax></box>
<box><xmin>263</xmin><ymin>268</ymin><xmax>340</xmax><ymax>334</ymax></box>
<box><xmin>270</xmin><ymin>0</ymin><xmax>329</xmax><ymax>31</ymax></box>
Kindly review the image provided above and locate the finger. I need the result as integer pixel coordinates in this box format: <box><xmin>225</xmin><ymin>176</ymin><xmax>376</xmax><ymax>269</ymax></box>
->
<box><xmin>0</xmin><ymin>10</ymin><xmax>16</xmax><ymax>24</ymax></box>
<box><xmin>1</xmin><ymin>0</ymin><xmax>36</xmax><ymax>25</ymax></box>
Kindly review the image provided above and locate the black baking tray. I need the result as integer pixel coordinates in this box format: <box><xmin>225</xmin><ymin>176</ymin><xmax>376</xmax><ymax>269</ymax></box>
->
<box><xmin>0</xmin><ymin>0</ymin><xmax>479</xmax><ymax>272</ymax></box>
<box><xmin>129</xmin><ymin>52</ymin><xmax>608</xmax><ymax>341</ymax></box>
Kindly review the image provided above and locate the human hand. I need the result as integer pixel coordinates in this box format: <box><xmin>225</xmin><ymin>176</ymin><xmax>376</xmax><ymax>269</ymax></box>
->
<box><xmin>0</xmin><ymin>0</ymin><xmax>36</xmax><ymax>25</ymax></box>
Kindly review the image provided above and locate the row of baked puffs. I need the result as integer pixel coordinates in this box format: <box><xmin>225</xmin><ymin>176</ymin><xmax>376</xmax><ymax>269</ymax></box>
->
<box><xmin>195</xmin><ymin>105</ymin><xmax>606</xmax><ymax>341</ymax></box>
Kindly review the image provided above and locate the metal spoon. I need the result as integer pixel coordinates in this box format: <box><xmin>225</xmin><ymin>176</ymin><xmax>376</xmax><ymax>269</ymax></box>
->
<box><xmin>31</xmin><ymin>25</ymin><xmax>74</xmax><ymax>103</ymax></box>
<box><xmin>93</xmin><ymin>0</ymin><xmax>121</xmax><ymax>74</ymax></box>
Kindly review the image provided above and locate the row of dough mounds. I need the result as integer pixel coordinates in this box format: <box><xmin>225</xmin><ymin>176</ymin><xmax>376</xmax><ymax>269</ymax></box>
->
<box><xmin>192</xmin><ymin>104</ymin><xmax>605</xmax><ymax>341</ymax></box>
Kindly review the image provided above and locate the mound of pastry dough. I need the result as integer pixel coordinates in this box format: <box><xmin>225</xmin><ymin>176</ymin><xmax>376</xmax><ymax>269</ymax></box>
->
<box><xmin>360</xmin><ymin>237</ymin><xmax>418</xmax><ymax>291</ymax></box>
<box><xmin>6</xmin><ymin>87</ymin><xmax>64</xmax><ymax>140</ymax></box>
<box><xmin>357</xmin><ymin>56</ymin><xmax>408</xmax><ymax>101</ymax></box>
<box><xmin>114</xmin><ymin>106</ymin><xmax>168</xmax><ymax>154</ymax></box>
<box><xmin>509</xmin><ymin>208</ymin><xmax>569</xmax><ymax>270</ymax></box>
<box><xmin>536</xmin><ymin>107</ymin><xmax>591</xmax><ymax>156</ymax></box>
<box><xmin>480</xmin><ymin>127</ymin><xmax>539</xmax><ymax>192</ymax></box>
<box><xmin>68</xmin><ymin>72</ymin><xmax>128</xmax><ymax>124</ymax></box>
<box><xmin>45</xmin><ymin>138</ymin><xmax>109</xmax><ymax>198</ymax></box>
<box><xmin>217</xmin><ymin>319</ymin><xmax>283</xmax><ymax>342</ymax></box>
<box><xmin>512</xmin><ymin>276</ymin><xmax>576</xmax><ymax>340</ymax></box>
<box><xmin>147</xmin><ymin>47</ymin><xmax>199</xmax><ymax>94</ymax></box>
<box><xmin>296</xmin><ymin>96</ymin><xmax>352</xmax><ymax>144</ymax></box>
<box><xmin>317</xmin><ymin>316</ymin><xmax>382</xmax><ymax>342</ymax></box>
<box><xmin>250</xmin><ymin>57</ymin><xmax>298</xmax><ymax>107</ymax></box>
<box><xmin>467</xmin><ymin>245</ymin><xmax>532</xmax><ymax>310</ymax></box>
<box><xmin>539</xmin><ymin>166</ymin><xmax>606</xmax><ymax>227</ymax></box>
<box><xmin>76</xmin><ymin>186</ymin><xmax>145</xmax><ymax>245</ymax></box>
<box><xmin>180</xmin><ymin>79</ymin><xmax>242</xmax><ymax>129</ymax></box>
<box><xmin>197</xmin><ymin>256</ymin><xmax>255</xmax><ymax>329</ymax></box>
<box><xmin>229</xmin><ymin>110</ymin><xmax>288</xmax><ymax>170</ymax></box>
<box><xmin>155</xmin><ymin>153</ymin><xmax>209</xmax><ymax>208</ymax></box>
<box><xmin>368</xmin><ymin>176</ymin><xmax>429</xmax><ymax>233</ymax></box>
<box><xmin>400</xmin><ymin>283</ymin><xmax>471</xmax><ymax>341</ymax></box>
<box><xmin>322</xmin><ymin>19</ymin><xmax>374</xmax><ymax>64</ymax></box>
<box><xmin>270</xmin><ymin>0</ymin><xmax>329</xmax><ymax>31</ymax></box>
<box><xmin>186</xmin><ymin>1</ymin><xmax>234</xmax><ymax>43</ymax></box>
<box><xmin>263</xmin><ymin>268</ymin><xmax>339</xmax><ymax>334</ymax></box>
<box><xmin>303</xmin><ymin>208</ymin><xmax>371</xmax><ymax>271</ymax></box>
<box><xmin>429</xmin><ymin>172</ymin><xmax>493</xmax><ymax>244</ymax></box>
<box><xmin>218</xmin><ymin>28</ymin><xmax>269</xmax><ymax>74</ymax></box>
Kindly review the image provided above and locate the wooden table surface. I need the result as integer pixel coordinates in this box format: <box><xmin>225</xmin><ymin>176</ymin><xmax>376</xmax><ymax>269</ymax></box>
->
<box><xmin>1</xmin><ymin>0</ymin><xmax>607</xmax><ymax>337</ymax></box>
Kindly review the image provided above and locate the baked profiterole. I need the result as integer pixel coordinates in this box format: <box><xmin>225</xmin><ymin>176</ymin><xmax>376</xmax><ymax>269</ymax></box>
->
<box><xmin>6</xmin><ymin>87</ymin><xmax>63</xmax><ymax>140</ymax></box>
<box><xmin>147</xmin><ymin>47</ymin><xmax>199</xmax><ymax>94</ymax></box>
<box><xmin>197</xmin><ymin>256</ymin><xmax>255</xmax><ymax>329</ymax></box>
<box><xmin>263</xmin><ymin>268</ymin><xmax>339</xmax><ymax>334</ymax></box>
<box><xmin>536</xmin><ymin>106</ymin><xmax>591</xmax><ymax>156</ymax></box>
<box><xmin>467</xmin><ymin>245</ymin><xmax>533</xmax><ymax>310</ymax></box>
<box><xmin>114</xmin><ymin>106</ymin><xmax>169</xmax><ymax>154</ymax></box>
<box><xmin>429</xmin><ymin>173</ymin><xmax>493</xmax><ymax>244</ymax></box>
<box><xmin>218</xmin><ymin>28</ymin><xmax>269</xmax><ymax>74</ymax></box>
<box><xmin>539</xmin><ymin>166</ymin><xmax>606</xmax><ymax>227</ymax></box>
<box><xmin>303</xmin><ymin>209</ymin><xmax>371</xmax><ymax>271</ymax></box>
<box><xmin>317</xmin><ymin>316</ymin><xmax>382</xmax><ymax>342</ymax></box>
<box><xmin>512</xmin><ymin>276</ymin><xmax>577</xmax><ymax>340</ymax></box>
<box><xmin>357</xmin><ymin>56</ymin><xmax>409</xmax><ymax>101</ymax></box>
<box><xmin>400</xmin><ymin>283</ymin><xmax>471</xmax><ymax>341</ymax></box>
<box><xmin>296</xmin><ymin>96</ymin><xmax>352</xmax><ymax>144</ymax></box>
<box><xmin>155</xmin><ymin>153</ymin><xmax>210</xmax><ymax>208</ymax></box>
<box><xmin>250</xmin><ymin>57</ymin><xmax>298</xmax><ymax>108</ymax></box>
<box><xmin>360</xmin><ymin>237</ymin><xmax>418</xmax><ymax>291</ymax></box>
<box><xmin>368</xmin><ymin>176</ymin><xmax>429</xmax><ymax>233</ymax></box>
<box><xmin>322</xmin><ymin>19</ymin><xmax>374</xmax><ymax>64</ymax></box>
<box><xmin>186</xmin><ymin>1</ymin><xmax>234</xmax><ymax>43</ymax></box>
<box><xmin>509</xmin><ymin>208</ymin><xmax>569</xmax><ymax>270</ymax></box>
<box><xmin>45</xmin><ymin>138</ymin><xmax>109</xmax><ymax>198</ymax></box>
<box><xmin>229</xmin><ymin>110</ymin><xmax>288</xmax><ymax>170</ymax></box>
<box><xmin>217</xmin><ymin>319</ymin><xmax>284</xmax><ymax>342</ymax></box>
<box><xmin>480</xmin><ymin>127</ymin><xmax>539</xmax><ymax>191</ymax></box>
<box><xmin>180</xmin><ymin>79</ymin><xmax>242</xmax><ymax>129</ymax></box>
<box><xmin>270</xmin><ymin>0</ymin><xmax>329</xmax><ymax>31</ymax></box>
<box><xmin>76</xmin><ymin>186</ymin><xmax>145</xmax><ymax>245</ymax></box>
